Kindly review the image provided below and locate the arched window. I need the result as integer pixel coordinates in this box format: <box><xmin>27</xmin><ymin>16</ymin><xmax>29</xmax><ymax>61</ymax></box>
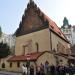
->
<box><xmin>2</xmin><ymin>63</ymin><xmax>5</xmax><ymax>68</ymax></box>
<box><xmin>57</xmin><ymin>44</ymin><xmax>59</xmax><ymax>51</ymax></box>
<box><xmin>35</xmin><ymin>43</ymin><xmax>39</xmax><ymax>52</ymax></box>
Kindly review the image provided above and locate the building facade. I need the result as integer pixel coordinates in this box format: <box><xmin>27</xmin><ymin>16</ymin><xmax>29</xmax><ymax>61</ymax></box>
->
<box><xmin>61</xmin><ymin>17</ymin><xmax>75</xmax><ymax>45</ymax></box>
<box><xmin>0</xmin><ymin>33</ymin><xmax>15</xmax><ymax>48</ymax></box>
<box><xmin>0</xmin><ymin>0</ymin><xmax>70</xmax><ymax>72</ymax></box>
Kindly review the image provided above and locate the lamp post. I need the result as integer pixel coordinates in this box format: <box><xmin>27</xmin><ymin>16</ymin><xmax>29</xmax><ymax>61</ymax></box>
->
<box><xmin>26</xmin><ymin>54</ymin><xmax>30</xmax><ymax>75</ymax></box>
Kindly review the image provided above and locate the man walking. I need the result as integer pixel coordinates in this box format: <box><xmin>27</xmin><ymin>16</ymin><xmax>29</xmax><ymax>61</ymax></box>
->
<box><xmin>22</xmin><ymin>64</ymin><xmax>27</xmax><ymax>75</ymax></box>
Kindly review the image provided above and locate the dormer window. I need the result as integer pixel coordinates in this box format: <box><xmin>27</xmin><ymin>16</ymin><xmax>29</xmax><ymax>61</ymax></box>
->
<box><xmin>51</xmin><ymin>25</ymin><xmax>54</xmax><ymax>29</ymax></box>
<box><xmin>58</xmin><ymin>32</ymin><xmax>61</xmax><ymax>35</ymax></box>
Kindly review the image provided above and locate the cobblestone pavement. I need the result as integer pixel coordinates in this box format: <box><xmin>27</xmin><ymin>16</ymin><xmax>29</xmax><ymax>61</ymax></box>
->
<box><xmin>0</xmin><ymin>71</ymin><xmax>22</xmax><ymax>75</ymax></box>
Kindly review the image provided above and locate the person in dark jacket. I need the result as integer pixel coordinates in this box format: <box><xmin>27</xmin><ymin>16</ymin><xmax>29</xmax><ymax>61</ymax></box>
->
<box><xmin>69</xmin><ymin>66</ymin><xmax>74</xmax><ymax>75</ymax></box>
<box><xmin>59</xmin><ymin>66</ymin><xmax>66</xmax><ymax>75</ymax></box>
<box><xmin>50</xmin><ymin>64</ymin><xmax>55</xmax><ymax>75</ymax></box>
<box><xmin>30</xmin><ymin>65</ymin><xmax>34</xmax><ymax>75</ymax></box>
<box><xmin>36</xmin><ymin>66</ymin><xmax>41</xmax><ymax>75</ymax></box>
<box><xmin>56</xmin><ymin>65</ymin><xmax>60</xmax><ymax>75</ymax></box>
<box><xmin>40</xmin><ymin>63</ymin><xmax>45</xmax><ymax>75</ymax></box>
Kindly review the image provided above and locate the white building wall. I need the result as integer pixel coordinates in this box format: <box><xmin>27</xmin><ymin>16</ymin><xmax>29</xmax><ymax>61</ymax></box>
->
<box><xmin>72</xmin><ymin>30</ymin><xmax>75</xmax><ymax>45</ymax></box>
<box><xmin>0</xmin><ymin>33</ymin><xmax>16</xmax><ymax>48</ymax></box>
<box><xmin>61</xmin><ymin>25</ymin><xmax>75</xmax><ymax>45</ymax></box>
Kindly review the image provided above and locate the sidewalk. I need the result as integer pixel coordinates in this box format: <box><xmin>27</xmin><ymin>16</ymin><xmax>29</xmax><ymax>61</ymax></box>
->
<box><xmin>0</xmin><ymin>71</ymin><xmax>22</xmax><ymax>75</ymax></box>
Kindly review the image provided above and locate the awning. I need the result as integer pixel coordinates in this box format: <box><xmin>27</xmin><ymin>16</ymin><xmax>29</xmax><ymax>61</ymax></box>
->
<box><xmin>8</xmin><ymin>52</ymin><xmax>45</xmax><ymax>62</ymax></box>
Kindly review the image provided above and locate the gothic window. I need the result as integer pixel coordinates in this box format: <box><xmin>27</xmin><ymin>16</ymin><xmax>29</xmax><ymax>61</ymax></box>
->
<box><xmin>35</xmin><ymin>43</ymin><xmax>39</xmax><ymax>52</ymax></box>
<box><xmin>57</xmin><ymin>44</ymin><xmax>58</xmax><ymax>51</ymax></box>
<box><xmin>17</xmin><ymin>62</ymin><xmax>20</xmax><ymax>67</ymax></box>
<box><xmin>10</xmin><ymin>62</ymin><xmax>12</xmax><ymax>68</ymax></box>
<box><xmin>23</xmin><ymin>45</ymin><xmax>26</xmax><ymax>55</ymax></box>
<box><xmin>2</xmin><ymin>63</ymin><xmax>5</xmax><ymax>68</ymax></box>
<box><xmin>57</xmin><ymin>44</ymin><xmax>58</xmax><ymax>48</ymax></box>
<box><xmin>23</xmin><ymin>40</ymin><xmax>32</xmax><ymax>55</ymax></box>
<box><xmin>23</xmin><ymin>45</ymin><xmax>29</xmax><ymax>55</ymax></box>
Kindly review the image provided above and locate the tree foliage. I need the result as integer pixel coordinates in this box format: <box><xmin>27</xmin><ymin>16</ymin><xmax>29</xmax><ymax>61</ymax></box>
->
<box><xmin>0</xmin><ymin>42</ymin><xmax>10</xmax><ymax>58</ymax></box>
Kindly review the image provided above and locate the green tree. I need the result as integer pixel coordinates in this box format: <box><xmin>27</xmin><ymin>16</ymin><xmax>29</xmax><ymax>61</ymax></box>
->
<box><xmin>0</xmin><ymin>42</ymin><xmax>10</xmax><ymax>58</ymax></box>
<box><xmin>0</xmin><ymin>26</ymin><xmax>2</xmax><ymax>37</ymax></box>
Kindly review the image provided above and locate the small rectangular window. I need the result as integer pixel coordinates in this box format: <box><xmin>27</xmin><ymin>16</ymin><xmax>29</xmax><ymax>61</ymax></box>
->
<box><xmin>35</xmin><ymin>43</ymin><xmax>39</xmax><ymax>52</ymax></box>
<box><xmin>10</xmin><ymin>62</ymin><xmax>12</xmax><ymax>68</ymax></box>
<box><xmin>17</xmin><ymin>62</ymin><xmax>20</xmax><ymax>67</ymax></box>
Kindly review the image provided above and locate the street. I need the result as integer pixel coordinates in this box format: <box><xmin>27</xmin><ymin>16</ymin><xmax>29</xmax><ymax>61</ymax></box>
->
<box><xmin>0</xmin><ymin>71</ymin><xmax>22</xmax><ymax>75</ymax></box>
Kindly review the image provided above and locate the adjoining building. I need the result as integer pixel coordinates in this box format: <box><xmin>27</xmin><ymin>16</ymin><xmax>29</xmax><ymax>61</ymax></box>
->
<box><xmin>61</xmin><ymin>17</ymin><xmax>75</xmax><ymax>55</ymax></box>
<box><xmin>0</xmin><ymin>33</ymin><xmax>15</xmax><ymax>48</ymax></box>
<box><xmin>61</xmin><ymin>17</ymin><xmax>75</xmax><ymax>45</ymax></box>
<box><xmin>0</xmin><ymin>0</ymin><xmax>70</xmax><ymax>72</ymax></box>
<box><xmin>0</xmin><ymin>33</ymin><xmax>16</xmax><ymax>54</ymax></box>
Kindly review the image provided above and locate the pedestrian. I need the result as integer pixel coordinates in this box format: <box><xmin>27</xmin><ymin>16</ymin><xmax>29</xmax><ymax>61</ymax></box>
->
<box><xmin>65</xmin><ymin>65</ymin><xmax>69</xmax><ymax>75</ymax></box>
<box><xmin>36</xmin><ymin>66</ymin><xmax>41</xmax><ymax>75</ymax></box>
<box><xmin>56</xmin><ymin>65</ymin><xmax>60</xmax><ymax>75</ymax></box>
<box><xmin>30</xmin><ymin>65</ymin><xmax>34</xmax><ymax>75</ymax></box>
<box><xmin>69</xmin><ymin>65</ymin><xmax>74</xmax><ymax>75</ymax></box>
<box><xmin>50</xmin><ymin>64</ymin><xmax>55</xmax><ymax>75</ymax></box>
<box><xmin>40</xmin><ymin>63</ymin><xmax>45</xmax><ymax>75</ymax></box>
<box><xmin>22</xmin><ymin>64</ymin><xmax>27</xmax><ymax>75</ymax></box>
<box><xmin>59</xmin><ymin>66</ymin><xmax>65</xmax><ymax>75</ymax></box>
<box><xmin>45</xmin><ymin>61</ymin><xmax>49</xmax><ymax>75</ymax></box>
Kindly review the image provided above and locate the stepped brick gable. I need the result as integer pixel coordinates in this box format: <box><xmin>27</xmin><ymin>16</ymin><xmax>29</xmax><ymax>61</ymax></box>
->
<box><xmin>16</xmin><ymin>1</ymin><xmax>49</xmax><ymax>36</ymax></box>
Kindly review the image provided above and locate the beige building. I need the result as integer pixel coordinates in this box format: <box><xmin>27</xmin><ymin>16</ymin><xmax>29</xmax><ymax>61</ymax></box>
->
<box><xmin>0</xmin><ymin>0</ymin><xmax>70</xmax><ymax>72</ymax></box>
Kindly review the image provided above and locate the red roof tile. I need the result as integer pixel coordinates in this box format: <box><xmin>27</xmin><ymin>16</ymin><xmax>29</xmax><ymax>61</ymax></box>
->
<box><xmin>37</xmin><ymin>3</ymin><xmax>67</xmax><ymax>41</ymax></box>
<box><xmin>37</xmin><ymin>8</ymin><xmax>67</xmax><ymax>41</ymax></box>
<box><xmin>44</xmin><ymin>15</ymin><xmax>66</xmax><ymax>40</ymax></box>
<box><xmin>8</xmin><ymin>52</ymin><xmax>44</xmax><ymax>62</ymax></box>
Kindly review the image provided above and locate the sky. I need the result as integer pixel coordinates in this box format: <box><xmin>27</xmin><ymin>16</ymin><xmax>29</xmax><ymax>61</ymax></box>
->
<box><xmin>0</xmin><ymin>0</ymin><xmax>75</xmax><ymax>34</ymax></box>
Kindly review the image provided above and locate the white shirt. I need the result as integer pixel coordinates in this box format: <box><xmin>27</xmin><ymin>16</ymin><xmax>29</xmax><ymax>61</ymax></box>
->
<box><xmin>22</xmin><ymin>66</ymin><xmax>27</xmax><ymax>74</ymax></box>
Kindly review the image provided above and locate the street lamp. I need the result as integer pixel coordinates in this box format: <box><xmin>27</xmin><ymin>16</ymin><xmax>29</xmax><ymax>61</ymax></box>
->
<box><xmin>26</xmin><ymin>54</ymin><xmax>30</xmax><ymax>75</ymax></box>
<box><xmin>26</xmin><ymin>54</ymin><xmax>30</xmax><ymax>67</ymax></box>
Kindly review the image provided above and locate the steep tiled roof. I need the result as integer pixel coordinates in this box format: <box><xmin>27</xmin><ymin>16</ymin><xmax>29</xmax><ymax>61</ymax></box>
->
<box><xmin>44</xmin><ymin>15</ymin><xmax>66</xmax><ymax>40</ymax></box>
<box><xmin>15</xmin><ymin>1</ymin><xmax>69</xmax><ymax>43</ymax></box>
<box><xmin>33</xmin><ymin>2</ymin><xmax>68</xmax><ymax>42</ymax></box>
<box><xmin>8</xmin><ymin>52</ymin><xmax>45</xmax><ymax>62</ymax></box>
